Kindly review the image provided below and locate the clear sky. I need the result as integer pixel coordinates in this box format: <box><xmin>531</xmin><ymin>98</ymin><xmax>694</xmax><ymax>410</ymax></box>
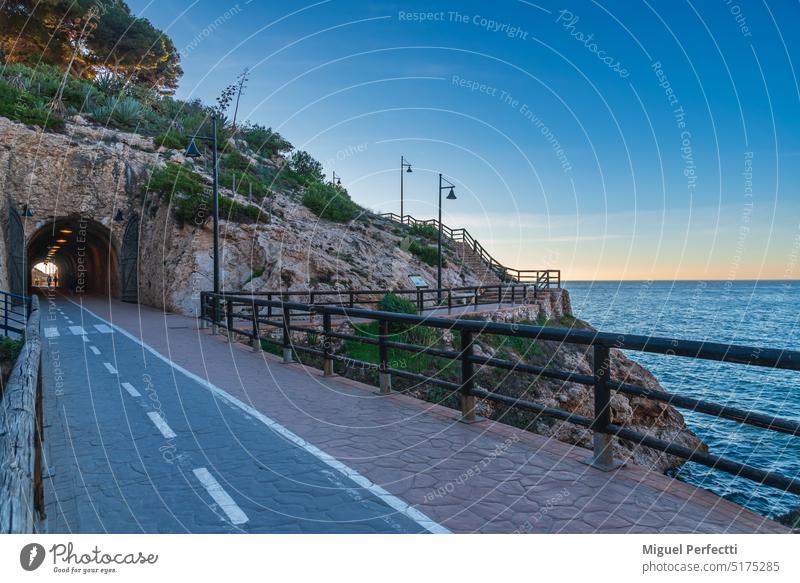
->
<box><xmin>127</xmin><ymin>0</ymin><xmax>800</xmax><ymax>281</ymax></box>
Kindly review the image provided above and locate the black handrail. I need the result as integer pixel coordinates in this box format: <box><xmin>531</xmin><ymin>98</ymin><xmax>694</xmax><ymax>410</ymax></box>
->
<box><xmin>1</xmin><ymin>290</ymin><xmax>31</xmax><ymax>337</ymax></box>
<box><xmin>223</xmin><ymin>284</ymin><xmax>553</xmax><ymax>312</ymax></box>
<box><xmin>380</xmin><ymin>212</ymin><xmax>561</xmax><ymax>287</ymax></box>
<box><xmin>200</xmin><ymin>291</ymin><xmax>800</xmax><ymax>497</ymax></box>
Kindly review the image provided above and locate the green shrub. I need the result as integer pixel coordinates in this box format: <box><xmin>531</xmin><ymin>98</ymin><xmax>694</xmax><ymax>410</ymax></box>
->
<box><xmin>302</xmin><ymin>181</ymin><xmax>359</xmax><ymax>222</ymax></box>
<box><xmin>154</xmin><ymin>130</ymin><xmax>186</xmax><ymax>149</ymax></box>
<box><xmin>241</xmin><ymin>123</ymin><xmax>292</xmax><ymax>156</ymax></box>
<box><xmin>409</xmin><ymin>223</ymin><xmax>438</xmax><ymax>241</ymax></box>
<box><xmin>223</xmin><ymin>150</ymin><xmax>252</xmax><ymax>171</ymax></box>
<box><xmin>289</xmin><ymin>150</ymin><xmax>324</xmax><ymax>183</ymax></box>
<box><xmin>0</xmin><ymin>80</ymin><xmax>65</xmax><ymax>131</ymax></box>
<box><xmin>220</xmin><ymin>169</ymin><xmax>269</xmax><ymax>199</ymax></box>
<box><xmin>408</xmin><ymin>240</ymin><xmax>441</xmax><ymax>267</ymax></box>
<box><xmin>377</xmin><ymin>293</ymin><xmax>417</xmax><ymax>315</ymax></box>
<box><xmin>145</xmin><ymin>162</ymin><xmax>263</xmax><ymax>224</ymax></box>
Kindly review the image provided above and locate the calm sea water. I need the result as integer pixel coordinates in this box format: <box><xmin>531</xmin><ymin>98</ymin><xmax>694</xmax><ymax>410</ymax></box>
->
<box><xmin>564</xmin><ymin>280</ymin><xmax>799</xmax><ymax>519</ymax></box>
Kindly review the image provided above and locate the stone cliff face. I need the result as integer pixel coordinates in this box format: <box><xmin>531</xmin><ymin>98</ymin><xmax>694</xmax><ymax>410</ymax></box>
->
<box><xmin>0</xmin><ymin>116</ymin><xmax>494</xmax><ymax>314</ymax></box>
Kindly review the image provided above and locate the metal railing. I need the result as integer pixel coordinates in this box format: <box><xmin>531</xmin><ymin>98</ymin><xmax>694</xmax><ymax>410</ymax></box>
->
<box><xmin>200</xmin><ymin>291</ymin><xmax>800</xmax><ymax>497</ymax></box>
<box><xmin>380</xmin><ymin>212</ymin><xmax>561</xmax><ymax>287</ymax></box>
<box><xmin>1</xmin><ymin>290</ymin><xmax>31</xmax><ymax>337</ymax></box>
<box><xmin>222</xmin><ymin>284</ymin><xmax>557</xmax><ymax>315</ymax></box>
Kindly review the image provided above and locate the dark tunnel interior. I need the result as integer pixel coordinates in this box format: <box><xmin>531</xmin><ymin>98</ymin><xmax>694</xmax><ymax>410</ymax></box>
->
<box><xmin>27</xmin><ymin>217</ymin><xmax>120</xmax><ymax>297</ymax></box>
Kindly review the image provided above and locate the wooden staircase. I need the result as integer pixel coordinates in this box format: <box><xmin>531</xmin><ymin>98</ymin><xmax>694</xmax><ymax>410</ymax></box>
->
<box><xmin>382</xmin><ymin>213</ymin><xmax>561</xmax><ymax>289</ymax></box>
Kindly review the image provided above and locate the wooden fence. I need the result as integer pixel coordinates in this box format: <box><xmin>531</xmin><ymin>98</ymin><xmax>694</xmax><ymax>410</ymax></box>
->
<box><xmin>0</xmin><ymin>295</ymin><xmax>43</xmax><ymax>533</ymax></box>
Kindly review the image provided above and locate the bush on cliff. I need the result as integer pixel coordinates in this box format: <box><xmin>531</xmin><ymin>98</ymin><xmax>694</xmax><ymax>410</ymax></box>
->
<box><xmin>407</xmin><ymin>240</ymin><xmax>441</xmax><ymax>267</ymax></box>
<box><xmin>302</xmin><ymin>181</ymin><xmax>359</xmax><ymax>223</ymax></box>
<box><xmin>145</xmin><ymin>163</ymin><xmax>263</xmax><ymax>225</ymax></box>
<box><xmin>0</xmin><ymin>79</ymin><xmax>65</xmax><ymax>131</ymax></box>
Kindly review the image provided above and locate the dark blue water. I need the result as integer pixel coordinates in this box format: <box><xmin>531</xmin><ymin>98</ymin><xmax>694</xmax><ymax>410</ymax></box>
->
<box><xmin>564</xmin><ymin>280</ymin><xmax>800</xmax><ymax>519</ymax></box>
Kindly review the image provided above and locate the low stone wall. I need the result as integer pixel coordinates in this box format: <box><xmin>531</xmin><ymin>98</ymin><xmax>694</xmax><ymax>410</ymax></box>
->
<box><xmin>0</xmin><ymin>295</ymin><xmax>43</xmax><ymax>533</ymax></box>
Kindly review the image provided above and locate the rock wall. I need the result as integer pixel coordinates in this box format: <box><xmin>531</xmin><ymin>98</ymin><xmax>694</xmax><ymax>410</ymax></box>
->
<box><xmin>0</xmin><ymin>115</ymin><xmax>505</xmax><ymax>314</ymax></box>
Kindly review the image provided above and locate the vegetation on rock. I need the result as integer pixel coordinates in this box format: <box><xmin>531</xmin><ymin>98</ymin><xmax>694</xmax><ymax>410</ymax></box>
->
<box><xmin>302</xmin><ymin>181</ymin><xmax>360</xmax><ymax>223</ymax></box>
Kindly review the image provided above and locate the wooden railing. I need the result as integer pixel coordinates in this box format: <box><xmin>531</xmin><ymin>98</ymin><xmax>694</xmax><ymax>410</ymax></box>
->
<box><xmin>380</xmin><ymin>212</ymin><xmax>561</xmax><ymax>287</ymax></box>
<box><xmin>0</xmin><ymin>295</ymin><xmax>44</xmax><ymax>533</ymax></box>
<box><xmin>201</xmin><ymin>292</ymin><xmax>800</xmax><ymax>498</ymax></box>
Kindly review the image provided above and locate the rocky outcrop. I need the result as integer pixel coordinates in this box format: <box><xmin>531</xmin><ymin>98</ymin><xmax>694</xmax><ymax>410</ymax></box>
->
<box><xmin>0</xmin><ymin>115</ymin><xmax>493</xmax><ymax>314</ymax></box>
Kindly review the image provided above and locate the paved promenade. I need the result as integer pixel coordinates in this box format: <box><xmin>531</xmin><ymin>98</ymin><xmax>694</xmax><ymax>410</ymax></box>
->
<box><xmin>39</xmin><ymin>294</ymin><xmax>787</xmax><ymax>533</ymax></box>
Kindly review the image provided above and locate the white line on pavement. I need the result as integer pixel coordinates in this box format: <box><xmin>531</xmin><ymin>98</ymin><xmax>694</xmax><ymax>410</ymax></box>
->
<box><xmin>82</xmin><ymin>336</ymin><xmax>90</xmax><ymax>343</ymax></box>
<box><xmin>121</xmin><ymin>382</ymin><xmax>141</xmax><ymax>397</ymax></box>
<box><xmin>147</xmin><ymin>412</ymin><xmax>177</xmax><ymax>439</ymax></box>
<box><xmin>193</xmin><ymin>468</ymin><xmax>249</xmax><ymax>525</ymax></box>
<box><xmin>89</xmin><ymin>346</ymin><xmax>101</xmax><ymax>355</ymax></box>
<box><xmin>69</xmin><ymin>326</ymin><xmax>87</xmax><ymax>336</ymax></box>
<box><xmin>44</xmin><ymin>327</ymin><xmax>59</xmax><ymax>338</ymax></box>
<box><xmin>94</xmin><ymin>324</ymin><xmax>113</xmax><ymax>334</ymax></box>
<box><xmin>68</xmin><ymin>298</ymin><xmax>450</xmax><ymax>534</ymax></box>
<box><xmin>103</xmin><ymin>362</ymin><xmax>118</xmax><ymax>375</ymax></box>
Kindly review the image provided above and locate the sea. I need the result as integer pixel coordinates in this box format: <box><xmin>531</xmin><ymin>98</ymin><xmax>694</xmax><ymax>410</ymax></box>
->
<box><xmin>564</xmin><ymin>280</ymin><xmax>800</xmax><ymax>519</ymax></box>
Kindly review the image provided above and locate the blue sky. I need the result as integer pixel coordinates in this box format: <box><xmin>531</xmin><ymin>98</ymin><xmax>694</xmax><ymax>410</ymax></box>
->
<box><xmin>127</xmin><ymin>0</ymin><xmax>800</xmax><ymax>280</ymax></box>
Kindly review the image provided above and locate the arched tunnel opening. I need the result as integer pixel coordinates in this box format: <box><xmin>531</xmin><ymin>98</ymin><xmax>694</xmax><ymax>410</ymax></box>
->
<box><xmin>27</xmin><ymin>217</ymin><xmax>120</xmax><ymax>297</ymax></box>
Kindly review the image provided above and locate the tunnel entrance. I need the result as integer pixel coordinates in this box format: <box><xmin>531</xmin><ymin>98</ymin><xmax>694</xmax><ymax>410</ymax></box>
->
<box><xmin>26</xmin><ymin>217</ymin><xmax>122</xmax><ymax>297</ymax></box>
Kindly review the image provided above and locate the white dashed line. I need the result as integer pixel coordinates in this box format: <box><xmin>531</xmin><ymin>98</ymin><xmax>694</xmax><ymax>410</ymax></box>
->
<box><xmin>94</xmin><ymin>324</ymin><xmax>113</xmax><ymax>334</ymax></box>
<box><xmin>69</xmin><ymin>326</ymin><xmax>87</xmax><ymax>336</ymax></box>
<box><xmin>121</xmin><ymin>382</ymin><xmax>141</xmax><ymax>397</ymax></box>
<box><xmin>44</xmin><ymin>327</ymin><xmax>60</xmax><ymax>338</ymax></box>
<box><xmin>103</xmin><ymin>362</ymin><xmax>118</xmax><ymax>375</ymax></box>
<box><xmin>193</xmin><ymin>468</ymin><xmax>249</xmax><ymax>525</ymax></box>
<box><xmin>82</xmin><ymin>336</ymin><xmax>90</xmax><ymax>343</ymax></box>
<box><xmin>147</xmin><ymin>412</ymin><xmax>176</xmax><ymax>439</ymax></box>
<box><xmin>89</xmin><ymin>346</ymin><xmax>101</xmax><ymax>355</ymax></box>
<box><xmin>67</xmin><ymin>298</ymin><xmax>449</xmax><ymax>534</ymax></box>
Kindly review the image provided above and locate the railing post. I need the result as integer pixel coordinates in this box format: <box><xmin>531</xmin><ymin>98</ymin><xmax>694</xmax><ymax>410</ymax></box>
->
<box><xmin>585</xmin><ymin>344</ymin><xmax>623</xmax><ymax>471</ymax></box>
<box><xmin>378</xmin><ymin>319</ymin><xmax>391</xmax><ymax>394</ymax></box>
<box><xmin>251</xmin><ymin>304</ymin><xmax>261</xmax><ymax>352</ymax></box>
<box><xmin>267</xmin><ymin>293</ymin><xmax>273</xmax><ymax>319</ymax></box>
<box><xmin>459</xmin><ymin>330</ymin><xmax>479</xmax><ymax>423</ymax></box>
<box><xmin>447</xmin><ymin>289</ymin><xmax>452</xmax><ymax>312</ymax></box>
<box><xmin>225</xmin><ymin>296</ymin><xmax>234</xmax><ymax>342</ymax></box>
<box><xmin>322</xmin><ymin>312</ymin><xmax>334</xmax><ymax>376</ymax></box>
<box><xmin>282</xmin><ymin>305</ymin><xmax>293</xmax><ymax>363</ymax></box>
<box><xmin>417</xmin><ymin>291</ymin><xmax>423</xmax><ymax>312</ymax></box>
<box><xmin>349</xmin><ymin>291</ymin><xmax>354</xmax><ymax>308</ymax></box>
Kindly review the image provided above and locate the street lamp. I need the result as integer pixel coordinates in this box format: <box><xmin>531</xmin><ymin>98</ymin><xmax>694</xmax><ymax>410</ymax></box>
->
<box><xmin>331</xmin><ymin>171</ymin><xmax>342</xmax><ymax>186</ymax></box>
<box><xmin>185</xmin><ymin>114</ymin><xmax>220</xmax><ymax>292</ymax></box>
<box><xmin>437</xmin><ymin>173</ymin><xmax>457</xmax><ymax>302</ymax></box>
<box><xmin>400</xmin><ymin>156</ymin><xmax>412</xmax><ymax>222</ymax></box>
<box><xmin>186</xmin><ymin>112</ymin><xmax>221</xmax><ymax>328</ymax></box>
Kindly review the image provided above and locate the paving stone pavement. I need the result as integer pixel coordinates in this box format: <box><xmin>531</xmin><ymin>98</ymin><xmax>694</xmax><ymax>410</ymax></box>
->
<box><xmin>40</xmin><ymin>294</ymin><xmax>788</xmax><ymax>534</ymax></box>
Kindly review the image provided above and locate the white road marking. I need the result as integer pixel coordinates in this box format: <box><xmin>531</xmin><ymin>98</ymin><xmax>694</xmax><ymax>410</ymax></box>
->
<box><xmin>82</xmin><ymin>336</ymin><xmax>90</xmax><ymax>343</ymax></box>
<box><xmin>103</xmin><ymin>362</ymin><xmax>118</xmax><ymax>375</ymax></box>
<box><xmin>121</xmin><ymin>382</ymin><xmax>141</xmax><ymax>397</ymax></box>
<box><xmin>94</xmin><ymin>324</ymin><xmax>113</xmax><ymax>334</ymax></box>
<box><xmin>147</xmin><ymin>412</ymin><xmax>176</xmax><ymax>439</ymax></box>
<box><xmin>68</xmin><ymin>298</ymin><xmax>449</xmax><ymax>534</ymax></box>
<box><xmin>66</xmin><ymin>319</ymin><xmax>74</xmax><ymax>324</ymax></box>
<box><xmin>193</xmin><ymin>468</ymin><xmax>249</xmax><ymax>525</ymax></box>
<box><xmin>44</xmin><ymin>327</ymin><xmax>59</xmax><ymax>338</ymax></box>
<box><xmin>69</xmin><ymin>326</ymin><xmax>87</xmax><ymax>336</ymax></box>
<box><xmin>89</xmin><ymin>346</ymin><xmax>101</xmax><ymax>355</ymax></box>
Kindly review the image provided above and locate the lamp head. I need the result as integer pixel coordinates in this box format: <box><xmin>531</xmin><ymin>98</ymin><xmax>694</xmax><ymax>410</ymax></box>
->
<box><xmin>185</xmin><ymin>139</ymin><xmax>202</xmax><ymax>158</ymax></box>
<box><xmin>446</xmin><ymin>187</ymin><xmax>456</xmax><ymax>200</ymax></box>
<box><xmin>406</xmin><ymin>165</ymin><xmax>412</xmax><ymax>173</ymax></box>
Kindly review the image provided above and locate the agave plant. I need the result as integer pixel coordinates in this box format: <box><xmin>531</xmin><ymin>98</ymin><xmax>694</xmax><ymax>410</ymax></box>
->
<box><xmin>89</xmin><ymin>102</ymin><xmax>114</xmax><ymax>124</ymax></box>
<box><xmin>110</xmin><ymin>97</ymin><xmax>143</xmax><ymax>127</ymax></box>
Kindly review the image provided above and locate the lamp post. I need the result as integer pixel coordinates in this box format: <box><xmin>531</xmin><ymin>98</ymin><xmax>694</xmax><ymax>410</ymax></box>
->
<box><xmin>185</xmin><ymin>113</ymin><xmax>220</xmax><ymax>328</ymax></box>
<box><xmin>400</xmin><ymin>156</ymin><xmax>412</xmax><ymax>222</ymax></box>
<box><xmin>437</xmin><ymin>173</ymin><xmax>457</xmax><ymax>302</ymax></box>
